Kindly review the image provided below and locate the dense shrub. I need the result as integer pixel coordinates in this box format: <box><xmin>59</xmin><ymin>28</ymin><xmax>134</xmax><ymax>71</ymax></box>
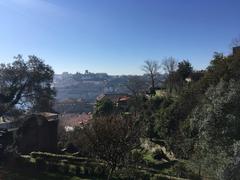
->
<box><xmin>94</xmin><ymin>165</ymin><xmax>105</xmax><ymax>176</ymax></box>
<box><xmin>171</xmin><ymin>161</ymin><xmax>201</xmax><ymax>180</ymax></box>
<box><xmin>35</xmin><ymin>157</ymin><xmax>46</xmax><ymax>171</ymax></box>
<box><xmin>46</xmin><ymin>162</ymin><xmax>59</xmax><ymax>172</ymax></box>
<box><xmin>59</xmin><ymin>161</ymin><xmax>69</xmax><ymax>174</ymax></box>
<box><xmin>75</xmin><ymin>166</ymin><xmax>85</xmax><ymax>176</ymax></box>
<box><xmin>130</xmin><ymin>149</ymin><xmax>144</xmax><ymax>164</ymax></box>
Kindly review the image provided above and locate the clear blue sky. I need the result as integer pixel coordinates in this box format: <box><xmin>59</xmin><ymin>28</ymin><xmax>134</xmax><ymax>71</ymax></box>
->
<box><xmin>0</xmin><ymin>0</ymin><xmax>239</xmax><ymax>75</ymax></box>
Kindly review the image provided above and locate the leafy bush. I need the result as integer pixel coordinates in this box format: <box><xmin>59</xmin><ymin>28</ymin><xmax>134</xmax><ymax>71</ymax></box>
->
<box><xmin>46</xmin><ymin>162</ymin><xmax>59</xmax><ymax>172</ymax></box>
<box><xmin>59</xmin><ymin>162</ymin><xmax>69</xmax><ymax>174</ymax></box>
<box><xmin>130</xmin><ymin>149</ymin><xmax>143</xmax><ymax>164</ymax></box>
<box><xmin>171</xmin><ymin>161</ymin><xmax>201</xmax><ymax>180</ymax></box>
<box><xmin>75</xmin><ymin>166</ymin><xmax>85</xmax><ymax>176</ymax></box>
<box><xmin>94</xmin><ymin>165</ymin><xmax>105</xmax><ymax>176</ymax></box>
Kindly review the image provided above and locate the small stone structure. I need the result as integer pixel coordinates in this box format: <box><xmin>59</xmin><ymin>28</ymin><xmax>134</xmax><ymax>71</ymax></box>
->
<box><xmin>17</xmin><ymin>113</ymin><xmax>59</xmax><ymax>154</ymax></box>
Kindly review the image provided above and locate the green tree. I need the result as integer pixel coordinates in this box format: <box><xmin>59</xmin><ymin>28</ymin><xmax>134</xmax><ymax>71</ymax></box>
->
<box><xmin>177</xmin><ymin>60</ymin><xmax>193</xmax><ymax>83</ymax></box>
<box><xmin>0</xmin><ymin>55</ymin><xmax>55</xmax><ymax>116</ymax></box>
<box><xmin>189</xmin><ymin>79</ymin><xmax>240</xmax><ymax>178</ymax></box>
<box><xmin>95</xmin><ymin>99</ymin><xmax>115</xmax><ymax>116</ymax></box>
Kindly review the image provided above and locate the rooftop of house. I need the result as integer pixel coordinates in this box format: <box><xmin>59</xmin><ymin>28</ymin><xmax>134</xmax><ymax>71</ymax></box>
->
<box><xmin>96</xmin><ymin>93</ymin><xmax>130</xmax><ymax>102</ymax></box>
<box><xmin>0</xmin><ymin>112</ymin><xmax>59</xmax><ymax>131</ymax></box>
<box><xmin>59</xmin><ymin>113</ymin><xmax>92</xmax><ymax>128</ymax></box>
<box><xmin>37</xmin><ymin>112</ymin><xmax>59</xmax><ymax>122</ymax></box>
<box><xmin>119</xmin><ymin>96</ymin><xmax>131</xmax><ymax>102</ymax></box>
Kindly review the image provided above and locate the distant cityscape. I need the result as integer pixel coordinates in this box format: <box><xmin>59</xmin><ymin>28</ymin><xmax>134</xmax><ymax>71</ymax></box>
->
<box><xmin>54</xmin><ymin>70</ymin><xmax>165</xmax><ymax>101</ymax></box>
<box><xmin>53</xmin><ymin>70</ymin><xmax>164</xmax><ymax>113</ymax></box>
<box><xmin>54</xmin><ymin>71</ymin><xmax>130</xmax><ymax>102</ymax></box>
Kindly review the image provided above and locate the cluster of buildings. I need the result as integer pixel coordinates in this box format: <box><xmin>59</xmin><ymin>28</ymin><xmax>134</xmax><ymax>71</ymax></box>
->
<box><xmin>53</xmin><ymin>71</ymin><xmax>130</xmax><ymax>102</ymax></box>
<box><xmin>59</xmin><ymin>112</ymin><xmax>92</xmax><ymax>132</ymax></box>
<box><xmin>0</xmin><ymin>92</ymin><xmax>132</xmax><ymax>156</ymax></box>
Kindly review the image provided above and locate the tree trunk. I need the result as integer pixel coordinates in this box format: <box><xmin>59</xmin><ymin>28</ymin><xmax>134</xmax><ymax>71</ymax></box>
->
<box><xmin>151</xmin><ymin>75</ymin><xmax>155</xmax><ymax>90</ymax></box>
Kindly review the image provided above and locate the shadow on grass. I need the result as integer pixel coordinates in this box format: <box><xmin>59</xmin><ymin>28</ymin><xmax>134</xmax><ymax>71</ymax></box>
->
<box><xmin>152</xmin><ymin>160</ymin><xmax>178</xmax><ymax>170</ymax></box>
<box><xmin>0</xmin><ymin>166</ymin><xmax>96</xmax><ymax>180</ymax></box>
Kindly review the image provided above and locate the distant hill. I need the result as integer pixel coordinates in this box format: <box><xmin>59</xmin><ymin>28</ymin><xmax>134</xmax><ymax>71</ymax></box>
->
<box><xmin>53</xmin><ymin>72</ymin><xmax>164</xmax><ymax>103</ymax></box>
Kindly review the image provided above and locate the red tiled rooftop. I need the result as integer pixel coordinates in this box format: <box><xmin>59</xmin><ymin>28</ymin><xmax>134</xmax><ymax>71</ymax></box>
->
<box><xmin>119</xmin><ymin>96</ymin><xmax>130</xmax><ymax>101</ymax></box>
<box><xmin>59</xmin><ymin>113</ymin><xmax>92</xmax><ymax>128</ymax></box>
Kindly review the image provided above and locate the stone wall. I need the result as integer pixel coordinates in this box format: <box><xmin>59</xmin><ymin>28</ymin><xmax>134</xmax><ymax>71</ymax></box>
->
<box><xmin>17</xmin><ymin>114</ymin><xmax>58</xmax><ymax>154</ymax></box>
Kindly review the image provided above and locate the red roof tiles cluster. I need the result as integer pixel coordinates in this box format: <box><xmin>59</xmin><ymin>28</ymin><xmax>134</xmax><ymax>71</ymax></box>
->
<box><xmin>59</xmin><ymin>113</ymin><xmax>92</xmax><ymax>128</ymax></box>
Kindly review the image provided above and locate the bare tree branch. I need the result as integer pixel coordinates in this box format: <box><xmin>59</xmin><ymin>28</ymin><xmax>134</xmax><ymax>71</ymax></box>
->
<box><xmin>142</xmin><ymin>60</ymin><xmax>161</xmax><ymax>89</ymax></box>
